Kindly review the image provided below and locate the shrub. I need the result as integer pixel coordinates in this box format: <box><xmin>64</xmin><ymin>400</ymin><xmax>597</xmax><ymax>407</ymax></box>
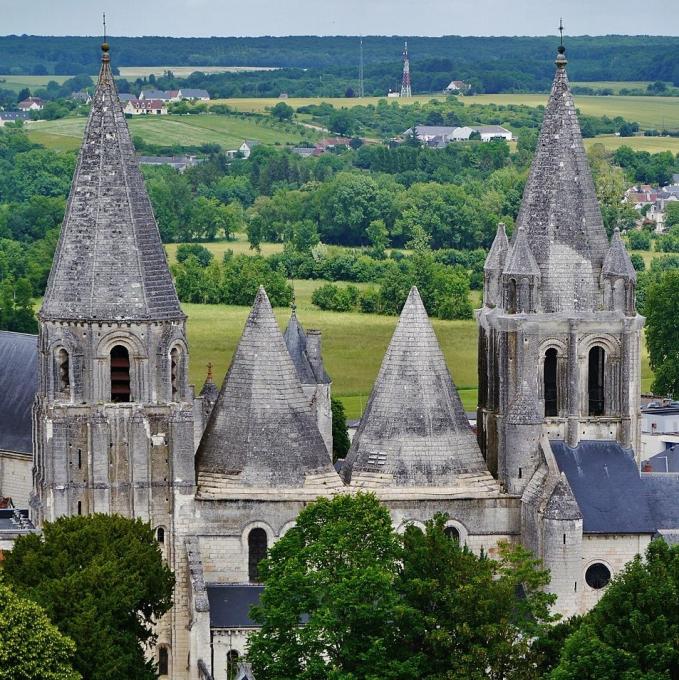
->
<box><xmin>626</xmin><ymin>229</ymin><xmax>651</xmax><ymax>250</ymax></box>
<box><xmin>311</xmin><ymin>283</ymin><xmax>360</xmax><ymax>312</ymax></box>
<box><xmin>175</xmin><ymin>243</ymin><xmax>214</xmax><ymax>267</ymax></box>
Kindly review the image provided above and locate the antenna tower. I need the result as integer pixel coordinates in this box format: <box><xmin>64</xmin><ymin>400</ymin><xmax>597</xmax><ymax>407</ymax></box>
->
<box><xmin>400</xmin><ymin>40</ymin><xmax>412</xmax><ymax>98</ymax></box>
<box><xmin>359</xmin><ymin>38</ymin><xmax>365</xmax><ymax>98</ymax></box>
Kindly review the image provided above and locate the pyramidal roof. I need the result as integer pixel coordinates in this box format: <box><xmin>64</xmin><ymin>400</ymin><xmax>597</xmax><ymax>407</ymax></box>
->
<box><xmin>342</xmin><ymin>287</ymin><xmax>487</xmax><ymax>486</ymax></box>
<box><xmin>283</xmin><ymin>310</ymin><xmax>330</xmax><ymax>384</ymax></box>
<box><xmin>503</xmin><ymin>226</ymin><xmax>540</xmax><ymax>277</ymax></box>
<box><xmin>602</xmin><ymin>228</ymin><xmax>637</xmax><ymax>281</ymax></box>
<box><xmin>195</xmin><ymin>288</ymin><xmax>340</xmax><ymax>489</ymax></box>
<box><xmin>40</xmin><ymin>43</ymin><xmax>182</xmax><ymax>322</ymax></box>
<box><xmin>514</xmin><ymin>46</ymin><xmax>609</xmax><ymax>312</ymax></box>
<box><xmin>484</xmin><ymin>222</ymin><xmax>509</xmax><ymax>272</ymax></box>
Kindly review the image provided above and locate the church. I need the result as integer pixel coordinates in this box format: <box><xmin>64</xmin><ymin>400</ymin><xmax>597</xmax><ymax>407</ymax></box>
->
<box><xmin>1</xmin><ymin>38</ymin><xmax>679</xmax><ymax>680</ymax></box>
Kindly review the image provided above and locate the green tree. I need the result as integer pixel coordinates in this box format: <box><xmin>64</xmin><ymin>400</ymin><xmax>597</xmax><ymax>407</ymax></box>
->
<box><xmin>550</xmin><ymin>541</ymin><xmax>679</xmax><ymax>680</ymax></box>
<box><xmin>330</xmin><ymin>397</ymin><xmax>351</xmax><ymax>463</ymax></box>
<box><xmin>366</xmin><ymin>218</ymin><xmax>389</xmax><ymax>259</ymax></box>
<box><xmin>3</xmin><ymin>514</ymin><xmax>175</xmax><ymax>680</ymax></box>
<box><xmin>176</xmin><ymin>243</ymin><xmax>214</xmax><ymax>267</ymax></box>
<box><xmin>289</xmin><ymin>219</ymin><xmax>320</xmax><ymax>253</ymax></box>
<box><xmin>397</xmin><ymin>515</ymin><xmax>556</xmax><ymax>680</ymax></box>
<box><xmin>0</xmin><ymin>580</ymin><xmax>80</xmax><ymax>680</ymax></box>
<box><xmin>247</xmin><ymin>493</ymin><xmax>412</xmax><ymax>680</ymax></box>
<box><xmin>666</xmin><ymin>202</ymin><xmax>679</xmax><ymax>230</ymax></box>
<box><xmin>271</xmin><ymin>101</ymin><xmax>294</xmax><ymax>121</ymax></box>
<box><xmin>645</xmin><ymin>269</ymin><xmax>679</xmax><ymax>397</ymax></box>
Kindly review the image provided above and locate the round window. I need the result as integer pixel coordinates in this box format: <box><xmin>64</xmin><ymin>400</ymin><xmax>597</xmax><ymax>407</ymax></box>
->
<box><xmin>585</xmin><ymin>562</ymin><xmax>611</xmax><ymax>589</ymax></box>
<box><xmin>444</xmin><ymin>526</ymin><xmax>460</xmax><ymax>542</ymax></box>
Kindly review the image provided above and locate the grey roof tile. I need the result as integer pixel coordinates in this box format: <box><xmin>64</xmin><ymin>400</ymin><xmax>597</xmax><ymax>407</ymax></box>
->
<box><xmin>506</xmin><ymin>379</ymin><xmax>542</xmax><ymax>425</ymax></box>
<box><xmin>484</xmin><ymin>222</ymin><xmax>509</xmax><ymax>272</ymax></box>
<box><xmin>551</xmin><ymin>440</ymin><xmax>656</xmax><ymax>533</ymax></box>
<box><xmin>342</xmin><ymin>287</ymin><xmax>487</xmax><ymax>486</ymax></box>
<box><xmin>195</xmin><ymin>288</ymin><xmax>339</xmax><ymax>487</ymax></box>
<box><xmin>207</xmin><ymin>585</ymin><xmax>263</xmax><ymax>628</ymax></box>
<box><xmin>503</xmin><ymin>226</ymin><xmax>541</xmax><ymax>277</ymax></box>
<box><xmin>40</xmin><ymin>45</ymin><xmax>183</xmax><ymax>322</ymax></box>
<box><xmin>643</xmin><ymin>473</ymin><xmax>679</xmax><ymax>529</ymax></box>
<box><xmin>515</xmin><ymin>49</ymin><xmax>609</xmax><ymax>313</ymax></box>
<box><xmin>0</xmin><ymin>332</ymin><xmax>37</xmax><ymax>454</ymax></box>
<box><xmin>283</xmin><ymin>311</ymin><xmax>319</xmax><ymax>384</ymax></box>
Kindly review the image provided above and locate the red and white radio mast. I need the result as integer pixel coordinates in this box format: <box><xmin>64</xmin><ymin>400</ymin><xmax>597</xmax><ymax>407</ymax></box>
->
<box><xmin>400</xmin><ymin>41</ymin><xmax>412</xmax><ymax>98</ymax></box>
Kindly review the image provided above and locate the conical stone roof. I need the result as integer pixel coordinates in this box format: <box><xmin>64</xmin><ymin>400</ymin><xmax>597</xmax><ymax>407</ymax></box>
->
<box><xmin>484</xmin><ymin>222</ymin><xmax>509</xmax><ymax>272</ymax></box>
<box><xmin>342</xmin><ymin>287</ymin><xmax>488</xmax><ymax>486</ymax></box>
<box><xmin>283</xmin><ymin>310</ymin><xmax>330</xmax><ymax>384</ymax></box>
<box><xmin>195</xmin><ymin>288</ymin><xmax>340</xmax><ymax>489</ymax></box>
<box><xmin>40</xmin><ymin>43</ymin><xmax>182</xmax><ymax>322</ymax></box>
<box><xmin>514</xmin><ymin>46</ymin><xmax>609</xmax><ymax>313</ymax></box>
<box><xmin>602</xmin><ymin>228</ymin><xmax>636</xmax><ymax>281</ymax></box>
<box><xmin>503</xmin><ymin>226</ymin><xmax>541</xmax><ymax>277</ymax></box>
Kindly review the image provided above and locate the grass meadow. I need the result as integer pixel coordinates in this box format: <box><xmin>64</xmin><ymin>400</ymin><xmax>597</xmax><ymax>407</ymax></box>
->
<box><xmin>24</xmin><ymin>113</ymin><xmax>313</xmax><ymax>152</ymax></box>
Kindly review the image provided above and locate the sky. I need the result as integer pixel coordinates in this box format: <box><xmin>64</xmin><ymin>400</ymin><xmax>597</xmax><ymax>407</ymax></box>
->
<box><xmin>2</xmin><ymin>0</ymin><xmax>679</xmax><ymax>37</ymax></box>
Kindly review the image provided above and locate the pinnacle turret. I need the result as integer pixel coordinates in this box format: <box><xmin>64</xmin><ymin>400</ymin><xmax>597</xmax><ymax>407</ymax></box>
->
<box><xmin>484</xmin><ymin>222</ymin><xmax>509</xmax><ymax>273</ymax></box>
<box><xmin>40</xmin><ymin>42</ymin><xmax>182</xmax><ymax>322</ymax></box>
<box><xmin>602</xmin><ymin>228</ymin><xmax>636</xmax><ymax>281</ymax></box>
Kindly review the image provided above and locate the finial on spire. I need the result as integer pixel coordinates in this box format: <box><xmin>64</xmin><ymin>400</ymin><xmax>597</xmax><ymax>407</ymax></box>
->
<box><xmin>101</xmin><ymin>12</ymin><xmax>110</xmax><ymax>61</ymax></box>
<box><xmin>555</xmin><ymin>18</ymin><xmax>567</xmax><ymax>67</ymax></box>
<box><xmin>290</xmin><ymin>285</ymin><xmax>297</xmax><ymax>315</ymax></box>
<box><xmin>559</xmin><ymin>18</ymin><xmax>564</xmax><ymax>47</ymax></box>
<box><xmin>206</xmin><ymin>361</ymin><xmax>214</xmax><ymax>383</ymax></box>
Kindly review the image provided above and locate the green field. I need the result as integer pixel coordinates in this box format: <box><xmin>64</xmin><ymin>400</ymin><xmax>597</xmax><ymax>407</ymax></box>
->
<box><xmin>165</xmin><ymin>235</ymin><xmax>283</xmax><ymax>261</ymax></box>
<box><xmin>572</xmin><ymin>81</ymin><xmax>656</xmax><ymax>93</ymax></box>
<box><xmin>24</xmin><ymin>113</ymin><xmax>313</xmax><ymax>151</ymax></box>
<box><xmin>0</xmin><ymin>74</ymin><xmax>74</xmax><ymax>92</ymax></box>
<box><xmin>583</xmin><ymin>134</ymin><xmax>679</xmax><ymax>154</ymax></box>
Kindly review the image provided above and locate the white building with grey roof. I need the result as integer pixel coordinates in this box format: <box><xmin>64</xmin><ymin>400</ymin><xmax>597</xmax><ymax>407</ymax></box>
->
<box><xmin>2</xmin><ymin>40</ymin><xmax>679</xmax><ymax>680</ymax></box>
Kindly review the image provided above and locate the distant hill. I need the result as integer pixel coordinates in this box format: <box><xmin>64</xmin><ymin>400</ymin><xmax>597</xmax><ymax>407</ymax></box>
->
<box><xmin>1</xmin><ymin>35</ymin><xmax>677</xmax><ymax>94</ymax></box>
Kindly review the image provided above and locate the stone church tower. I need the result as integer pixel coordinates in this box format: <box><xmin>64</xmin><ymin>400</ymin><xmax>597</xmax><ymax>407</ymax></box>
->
<box><xmin>32</xmin><ymin>42</ymin><xmax>196</xmax><ymax>542</ymax></box>
<box><xmin>477</xmin><ymin>43</ymin><xmax>643</xmax><ymax>495</ymax></box>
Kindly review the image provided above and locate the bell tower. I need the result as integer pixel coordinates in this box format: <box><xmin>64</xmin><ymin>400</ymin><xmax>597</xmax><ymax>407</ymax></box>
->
<box><xmin>33</xmin><ymin>41</ymin><xmax>195</xmax><ymax>530</ymax></box>
<box><xmin>477</xmin><ymin>41</ymin><xmax>644</xmax><ymax>494</ymax></box>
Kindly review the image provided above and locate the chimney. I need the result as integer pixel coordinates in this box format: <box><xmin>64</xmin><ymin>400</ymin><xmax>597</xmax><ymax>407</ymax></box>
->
<box><xmin>642</xmin><ymin>461</ymin><xmax>653</xmax><ymax>473</ymax></box>
<box><xmin>305</xmin><ymin>329</ymin><xmax>323</xmax><ymax>383</ymax></box>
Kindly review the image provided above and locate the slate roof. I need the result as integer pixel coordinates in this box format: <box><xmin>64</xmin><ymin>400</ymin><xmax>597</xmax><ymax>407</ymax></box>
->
<box><xmin>514</xmin><ymin>48</ymin><xmax>609</xmax><ymax>313</ymax></box>
<box><xmin>643</xmin><ymin>473</ymin><xmax>679</xmax><ymax>530</ymax></box>
<box><xmin>195</xmin><ymin>288</ymin><xmax>340</xmax><ymax>487</ymax></box>
<box><xmin>506</xmin><ymin>380</ymin><xmax>542</xmax><ymax>425</ymax></box>
<box><xmin>646</xmin><ymin>445</ymin><xmax>679</xmax><ymax>473</ymax></box>
<box><xmin>283</xmin><ymin>311</ymin><xmax>330</xmax><ymax>385</ymax></box>
<box><xmin>40</xmin><ymin>44</ymin><xmax>183</xmax><ymax>322</ymax></box>
<box><xmin>551</xmin><ymin>440</ymin><xmax>656</xmax><ymax>534</ymax></box>
<box><xmin>0</xmin><ymin>332</ymin><xmax>37</xmax><ymax>454</ymax></box>
<box><xmin>602</xmin><ymin>228</ymin><xmax>636</xmax><ymax>281</ymax></box>
<box><xmin>342</xmin><ymin>287</ymin><xmax>487</xmax><ymax>486</ymax></box>
<box><xmin>206</xmin><ymin>585</ymin><xmax>263</xmax><ymax>628</ymax></box>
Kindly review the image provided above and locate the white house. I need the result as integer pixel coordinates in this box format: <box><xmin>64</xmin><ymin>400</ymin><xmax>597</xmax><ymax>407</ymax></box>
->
<box><xmin>123</xmin><ymin>99</ymin><xmax>168</xmax><ymax>115</ymax></box>
<box><xmin>178</xmin><ymin>88</ymin><xmax>210</xmax><ymax>101</ymax></box>
<box><xmin>17</xmin><ymin>97</ymin><xmax>43</xmax><ymax>111</ymax></box>
<box><xmin>475</xmin><ymin>125</ymin><xmax>513</xmax><ymax>141</ymax></box>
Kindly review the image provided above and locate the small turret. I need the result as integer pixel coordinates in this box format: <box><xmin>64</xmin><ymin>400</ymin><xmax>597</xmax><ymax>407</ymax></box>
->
<box><xmin>483</xmin><ymin>222</ymin><xmax>509</xmax><ymax>308</ymax></box>
<box><xmin>503</xmin><ymin>380</ymin><xmax>542</xmax><ymax>494</ymax></box>
<box><xmin>601</xmin><ymin>228</ymin><xmax>636</xmax><ymax>315</ymax></box>
<box><xmin>199</xmin><ymin>362</ymin><xmax>219</xmax><ymax>421</ymax></box>
<box><xmin>502</xmin><ymin>226</ymin><xmax>541</xmax><ymax>313</ymax></box>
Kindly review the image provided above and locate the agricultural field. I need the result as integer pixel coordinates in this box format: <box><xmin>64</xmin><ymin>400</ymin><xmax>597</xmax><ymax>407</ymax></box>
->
<box><xmin>571</xmin><ymin>81</ymin><xmax>656</xmax><ymax>93</ymax></box>
<box><xmin>0</xmin><ymin>74</ymin><xmax>74</xmax><ymax>91</ymax></box>
<box><xmin>165</xmin><ymin>234</ymin><xmax>283</xmax><ymax>261</ymax></box>
<box><xmin>584</xmin><ymin>135</ymin><xmax>679</xmax><ymax>154</ymax></box>
<box><xmin>117</xmin><ymin>65</ymin><xmax>279</xmax><ymax>78</ymax></box>
<box><xmin>24</xmin><ymin>112</ymin><xmax>313</xmax><ymax>151</ymax></box>
<box><xmin>209</xmin><ymin>95</ymin><xmax>444</xmax><ymax>113</ymax></box>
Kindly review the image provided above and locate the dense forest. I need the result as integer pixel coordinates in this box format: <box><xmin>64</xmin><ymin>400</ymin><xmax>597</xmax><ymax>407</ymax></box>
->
<box><xmin>1</xmin><ymin>35</ymin><xmax>678</xmax><ymax>94</ymax></box>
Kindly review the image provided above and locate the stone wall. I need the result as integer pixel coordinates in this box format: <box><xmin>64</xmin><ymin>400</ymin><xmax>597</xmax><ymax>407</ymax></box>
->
<box><xmin>0</xmin><ymin>450</ymin><xmax>32</xmax><ymax>507</ymax></box>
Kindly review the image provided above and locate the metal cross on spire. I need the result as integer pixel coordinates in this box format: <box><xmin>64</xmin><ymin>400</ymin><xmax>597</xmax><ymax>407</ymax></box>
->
<box><xmin>559</xmin><ymin>18</ymin><xmax>564</xmax><ymax>46</ymax></box>
<box><xmin>103</xmin><ymin>12</ymin><xmax>107</xmax><ymax>43</ymax></box>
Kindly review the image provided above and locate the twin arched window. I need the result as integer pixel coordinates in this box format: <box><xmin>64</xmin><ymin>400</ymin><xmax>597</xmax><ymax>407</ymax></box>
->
<box><xmin>248</xmin><ymin>528</ymin><xmax>268</xmax><ymax>583</ymax></box>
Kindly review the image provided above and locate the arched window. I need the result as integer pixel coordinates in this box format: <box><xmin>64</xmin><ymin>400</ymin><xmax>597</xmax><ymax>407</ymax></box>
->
<box><xmin>170</xmin><ymin>347</ymin><xmax>180</xmax><ymax>399</ymax></box>
<box><xmin>157</xmin><ymin>527</ymin><xmax>165</xmax><ymax>544</ymax></box>
<box><xmin>248</xmin><ymin>528</ymin><xmax>268</xmax><ymax>583</ymax></box>
<box><xmin>226</xmin><ymin>650</ymin><xmax>240</xmax><ymax>680</ymax></box>
<box><xmin>158</xmin><ymin>646</ymin><xmax>169</xmax><ymax>676</ymax></box>
<box><xmin>588</xmin><ymin>346</ymin><xmax>605</xmax><ymax>416</ymax></box>
<box><xmin>544</xmin><ymin>348</ymin><xmax>558</xmax><ymax>417</ymax></box>
<box><xmin>444</xmin><ymin>526</ymin><xmax>460</xmax><ymax>542</ymax></box>
<box><xmin>110</xmin><ymin>345</ymin><xmax>131</xmax><ymax>403</ymax></box>
<box><xmin>507</xmin><ymin>278</ymin><xmax>517</xmax><ymax>314</ymax></box>
<box><xmin>57</xmin><ymin>348</ymin><xmax>70</xmax><ymax>394</ymax></box>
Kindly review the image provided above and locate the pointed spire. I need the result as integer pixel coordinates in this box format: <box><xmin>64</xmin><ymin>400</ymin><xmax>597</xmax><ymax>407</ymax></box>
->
<box><xmin>513</xmin><ymin>40</ymin><xmax>609</xmax><ymax>313</ymax></box>
<box><xmin>602</xmin><ymin>228</ymin><xmax>636</xmax><ymax>281</ymax></box>
<box><xmin>544</xmin><ymin>473</ymin><xmax>582</xmax><ymax>521</ymax></box>
<box><xmin>283</xmin><ymin>311</ymin><xmax>318</xmax><ymax>385</ymax></box>
<box><xmin>484</xmin><ymin>222</ymin><xmax>509</xmax><ymax>272</ymax></box>
<box><xmin>195</xmin><ymin>287</ymin><xmax>339</xmax><ymax>488</ymax></box>
<box><xmin>199</xmin><ymin>362</ymin><xmax>219</xmax><ymax>402</ymax></box>
<box><xmin>342</xmin><ymin>287</ymin><xmax>487</xmax><ymax>486</ymax></box>
<box><xmin>39</xmin><ymin>42</ymin><xmax>183</xmax><ymax>322</ymax></box>
<box><xmin>503</xmin><ymin>226</ymin><xmax>541</xmax><ymax>277</ymax></box>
